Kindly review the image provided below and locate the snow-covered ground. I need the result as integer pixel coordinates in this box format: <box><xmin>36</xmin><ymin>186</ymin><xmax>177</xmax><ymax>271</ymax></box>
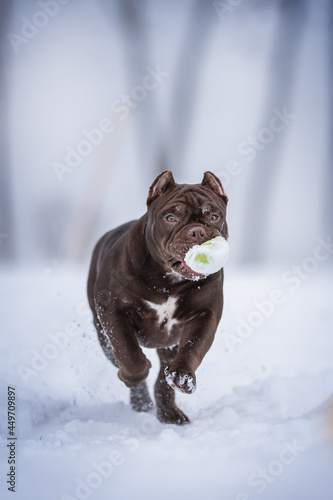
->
<box><xmin>1</xmin><ymin>263</ymin><xmax>333</xmax><ymax>500</ymax></box>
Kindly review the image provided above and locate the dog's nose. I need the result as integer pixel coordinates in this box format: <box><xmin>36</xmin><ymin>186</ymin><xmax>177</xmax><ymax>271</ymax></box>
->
<box><xmin>187</xmin><ymin>226</ymin><xmax>206</xmax><ymax>243</ymax></box>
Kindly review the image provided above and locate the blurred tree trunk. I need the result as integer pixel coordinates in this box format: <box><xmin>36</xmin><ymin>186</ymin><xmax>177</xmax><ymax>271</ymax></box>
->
<box><xmin>0</xmin><ymin>0</ymin><xmax>14</xmax><ymax>261</ymax></box>
<box><xmin>101</xmin><ymin>0</ymin><xmax>217</xmax><ymax>181</ymax></box>
<box><xmin>241</xmin><ymin>0</ymin><xmax>307</xmax><ymax>264</ymax></box>
<box><xmin>327</xmin><ymin>0</ymin><xmax>333</xmax><ymax>233</ymax></box>
<box><xmin>168</xmin><ymin>0</ymin><xmax>216</xmax><ymax>178</ymax></box>
<box><xmin>116</xmin><ymin>0</ymin><xmax>217</xmax><ymax>181</ymax></box>
<box><xmin>117</xmin><ymin>0</ymin><xmax>166</xmax><ymax>183</ymax></box>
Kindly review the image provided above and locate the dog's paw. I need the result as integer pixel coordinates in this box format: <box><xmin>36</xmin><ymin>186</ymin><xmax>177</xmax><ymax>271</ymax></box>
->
<box><xmin>164</xmin><ymin>367</ymin><xmax>196</xmax><ymax>394</ymax></box>
<box><xmin>157</xmin><ymin>404</ymin><xmax>190</xmax><ymax>425</ymax></box>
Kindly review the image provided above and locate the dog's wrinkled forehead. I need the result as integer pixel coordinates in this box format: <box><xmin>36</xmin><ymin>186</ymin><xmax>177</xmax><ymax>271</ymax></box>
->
<box><xmin>156</xmin><ymin>185</ymin><xmax>227</xmax><ymax>216</ymax></box>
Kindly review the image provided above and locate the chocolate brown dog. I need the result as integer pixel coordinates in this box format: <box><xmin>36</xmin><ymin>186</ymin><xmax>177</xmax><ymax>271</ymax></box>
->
<box><xmin>87</xmin><ymin>171</ymin><xmax>228</xmax><ymax>424</ymax></box>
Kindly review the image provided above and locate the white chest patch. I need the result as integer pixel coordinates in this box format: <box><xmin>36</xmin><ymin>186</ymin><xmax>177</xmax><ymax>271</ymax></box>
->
<box><xmin>144</xmin><ymin>296</ymin><xmax>179</xmax><ymax>334</ymax></box>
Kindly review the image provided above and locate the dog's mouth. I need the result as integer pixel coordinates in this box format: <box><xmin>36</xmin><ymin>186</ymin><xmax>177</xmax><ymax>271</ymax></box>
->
<box><xmin>170</xmin><ymin>258</ymin><xmax>205</xmax><ymax>281</ymax></box>
<box><xmin>168</xmin><ymin>230</ymin><xmax>223</xmax><ymax>281</ymax></box>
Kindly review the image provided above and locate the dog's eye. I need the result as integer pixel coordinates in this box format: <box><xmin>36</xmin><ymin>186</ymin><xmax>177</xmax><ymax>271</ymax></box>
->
<box><xmin>166</xmin><ymin>215</ymin><xmax>177</xmax><ymax>222</ymax></box>
<box><xmin>210</xmin><ymin>214</ymin><xmax>219</xmax><ymax>221</ymax></box>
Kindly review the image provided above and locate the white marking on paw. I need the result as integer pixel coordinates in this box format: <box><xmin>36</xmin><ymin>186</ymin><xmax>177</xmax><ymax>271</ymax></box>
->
<box><xmin>165</xmin><ymin>370</ymin><xmax>196</xmax><ymax>393</ymax></box>
<box><xmin>165</xmin><ymin>371</ymin><xmax>178</xmax><ymax>389</ymax></box>
<box><xmin>144</xmin><ymin>296</ymin><xmax>179</xmax><ymax>334</ymax></box>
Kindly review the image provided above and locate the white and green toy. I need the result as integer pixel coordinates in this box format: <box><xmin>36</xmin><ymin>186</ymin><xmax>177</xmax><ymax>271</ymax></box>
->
<box><xmin>184</xmin><ymin>236</ymin><xmax>229</xmax><ymax>275</ymax></box>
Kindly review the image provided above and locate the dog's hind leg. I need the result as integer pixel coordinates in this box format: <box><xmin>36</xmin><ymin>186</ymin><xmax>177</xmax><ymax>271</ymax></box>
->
<box><xmin>93</xmin><ymin>314</ymin><xmax>153</xmax><ymax>412</ymax></box>
<box><xmin>130</xmin><ymin>382</ymin><xmax>154</xmax><ymax>413</ymax></box>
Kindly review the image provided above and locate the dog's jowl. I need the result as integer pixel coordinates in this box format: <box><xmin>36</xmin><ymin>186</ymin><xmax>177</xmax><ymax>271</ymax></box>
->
<box><xmin>87</xmin><ymin>171</ymin><xmax>228</xmax><ymax>425</ymax></box>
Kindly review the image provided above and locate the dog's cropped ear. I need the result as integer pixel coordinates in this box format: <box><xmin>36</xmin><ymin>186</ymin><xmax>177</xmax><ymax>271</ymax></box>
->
<box><xmin>147</xmin><ymin>171</ymin><xmax>176</xmax><ymax>205</ymax></box>
<box><xmin>201</xmin><ymin>171</ymin><xmax>228</xmax><ymax>203</ymax></box>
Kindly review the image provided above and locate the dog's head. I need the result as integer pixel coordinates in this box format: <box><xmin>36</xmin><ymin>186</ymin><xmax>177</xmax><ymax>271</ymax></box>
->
<box><xmin>145</xmin><ymin>171</ymin><xmax>228</xmax><ymax>281</ymax></box>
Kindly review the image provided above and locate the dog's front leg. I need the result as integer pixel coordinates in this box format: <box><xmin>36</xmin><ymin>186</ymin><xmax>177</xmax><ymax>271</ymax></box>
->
<box><xmin>155</xmin><ymin>346</ymin><xmax>190</xmax><ymax>425</ymax></box>
<box><xmin>94</xmin><ymin>290</ymin><xmax>151</xmax><ymax>388</ymax></box>
<box><xmin>165</xmin><ymin>310</ymin><xmax>218</xmax><ymax>394</ymax></box>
